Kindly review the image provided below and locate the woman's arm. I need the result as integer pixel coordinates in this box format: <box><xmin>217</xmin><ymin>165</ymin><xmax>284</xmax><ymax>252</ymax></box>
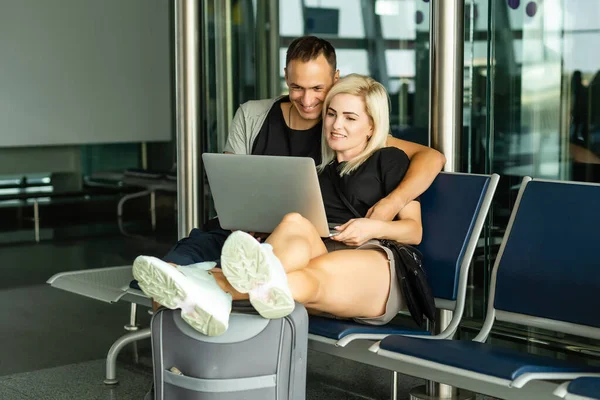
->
<box><xmin>372</xmin><ymin>200</ymin><xmax>422</xmax><ymax>244</ymax></box>
<box><xmin>367</xmin><ymin>137</ymin><xmax>444</xmax><ymax>220</ymax></box>
<box><xmin>332</xmin><ymin>200</ymin><xmax>422</xmax><ymax>246</ymax></box>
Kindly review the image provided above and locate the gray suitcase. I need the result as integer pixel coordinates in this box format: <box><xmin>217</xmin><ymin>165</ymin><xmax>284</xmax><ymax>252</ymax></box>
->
<box><xmin>150</xmin><ymin>302</ymin><xmax>308</xmax><ymax>400</ymax></box>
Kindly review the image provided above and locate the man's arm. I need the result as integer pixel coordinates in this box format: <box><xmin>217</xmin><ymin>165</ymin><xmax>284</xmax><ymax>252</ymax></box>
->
<box><xmin>222</xmin><ymin>106</ymin><xmax>249</xmax><ymax>155</ymax></box>
<box><xmin>366</xmin><ymin>136</ymin><xmax>445</xmax><ymax>220</ymax></box>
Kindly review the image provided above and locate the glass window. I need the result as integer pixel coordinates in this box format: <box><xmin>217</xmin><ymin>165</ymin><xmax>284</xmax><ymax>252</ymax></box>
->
<box><xmin>278</xmin><ymin>0</ymin><xmax>430</xmax><ymax>144</ymax></box>
<box><xmin>303</xmin><ymin>0</ymin><xmax>365</xmax><ymax>38</ymax></box>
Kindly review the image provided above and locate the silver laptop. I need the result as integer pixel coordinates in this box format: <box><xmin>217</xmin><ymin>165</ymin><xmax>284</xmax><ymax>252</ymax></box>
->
<box><xmin>202</xmin><ymin>153</ymin><xmax>336</xmax><ymax>237</ymax></box>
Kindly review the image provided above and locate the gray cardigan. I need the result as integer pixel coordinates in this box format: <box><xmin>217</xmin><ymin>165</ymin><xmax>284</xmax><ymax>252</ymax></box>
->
<box><xmin>223</xmin><ymin>95</ymin><xmax>286</xmax><ymax>154</ymax></box>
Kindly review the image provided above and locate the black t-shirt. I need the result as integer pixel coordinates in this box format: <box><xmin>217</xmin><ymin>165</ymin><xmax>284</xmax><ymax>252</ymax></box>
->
<box><xmin>251</xmin><ymin>96</ymin><xmax>322</xmax><ymax>164</ymax></box>
<box><xmin>319</xmin><ymin>147</ymin><xmax>410</xmax><ymax>224</ymax></box>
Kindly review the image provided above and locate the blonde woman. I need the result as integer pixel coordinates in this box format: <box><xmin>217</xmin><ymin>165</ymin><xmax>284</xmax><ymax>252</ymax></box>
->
<box><xmin>133</xmin><ymin>74</ymin><xmax>423</xmax><ymax>336</ymax></box>
<box><xmin>218</xmin><ymin>74</ymin><xmax>422</xmax><ymax>323</ymax></box>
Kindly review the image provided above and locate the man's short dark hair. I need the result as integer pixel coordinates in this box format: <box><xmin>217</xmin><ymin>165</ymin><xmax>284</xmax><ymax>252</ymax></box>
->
<box><xmin>285</xmin><ymin>36</ymin><xmax>337</xmax><ymax>72</ymax></box>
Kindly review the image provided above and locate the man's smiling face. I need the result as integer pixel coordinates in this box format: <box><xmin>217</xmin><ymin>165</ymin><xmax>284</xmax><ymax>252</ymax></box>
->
<box><xmin>285</xmin><ymin>54</ymin><xmax>339</xmax><ymax>122</ymax></box>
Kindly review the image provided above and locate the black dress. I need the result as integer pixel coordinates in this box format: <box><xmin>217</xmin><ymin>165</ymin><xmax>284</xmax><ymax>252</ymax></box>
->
<box><xmin>319</xmin><ymin>147</ymin><xmax>411</xmax><ymax>224</ymax></box>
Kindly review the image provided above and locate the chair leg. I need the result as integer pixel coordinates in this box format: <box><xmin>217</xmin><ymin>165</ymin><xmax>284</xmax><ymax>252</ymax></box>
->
<box><xmin>117</xmin><ymin>190</ymin><xmax>152</xmax><ymax>236</ymax></box>
<box><xmin>407</xmin><ymin>309</ymin><xmax>474</xmax><ymax>399</ymax></box>
<box><xmin>124</xmin><ymin>303</ymin><xmax>140</xmax><ymax>331</ymax></box>
<box><xmin>104</xmin><ymin>328</ymin><xmax>151</xmax><ymax>385</ymax></box>
<box><xmin>117</xmin><ymin>190</ymin><xmax>153</xmax><ymax>218</ymax></box>
<box><xmin>408</xmin><ymin>383</ymin><xmax>474</xmax><ymax>400</ymax></box>
<box><xmin>33</xmin><ymin>200</ymin><xmax>40</xmax><ymax>243</ymax></box>
<box><xmin>391</xmin><ymin>371</ymin><xmax>398</xmax><ymax>400</ymax></box>
<box><xmin>150</xmin><ymin>191</ymin><xmax>156</xmax><ymax>231</ymax></box>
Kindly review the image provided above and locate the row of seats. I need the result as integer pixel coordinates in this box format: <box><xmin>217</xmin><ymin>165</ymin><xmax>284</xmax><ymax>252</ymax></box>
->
<box><xmin>46</xmin><ymin>171</ymin><xmax>497</xmax><ymax>387</ymax></box>
<box><xmin>319</xmin><ymin>176</ymin><xmax>600</xmax><ymax>400</ymax></box>
<box><xmin>86</xmin><ymin>168</ymin><xmax>177</xmax><ymax>236</ymax></box>
<box><xmin>47</xmin><ymin>173</ymin><xmax>600</xmax><ymax>399</ymax></box>
<box><xmin>308</xmin><ymin>171</ymin><xmax>500</xmax><ymax>399</ymax></box>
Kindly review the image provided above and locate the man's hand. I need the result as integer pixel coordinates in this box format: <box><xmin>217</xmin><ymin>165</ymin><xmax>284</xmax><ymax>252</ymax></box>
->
<box><xmin>365</xmin><ymin>196</ymin><xmax>403</xmax><ymax>221</ymax></box>
<box><xmin>331</xmin><ymin>218</ymin><xmax>381</xmax><ymax>247</ymax></box>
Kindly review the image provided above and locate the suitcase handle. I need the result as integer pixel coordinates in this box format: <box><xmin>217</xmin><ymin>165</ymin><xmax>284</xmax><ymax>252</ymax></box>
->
<box><xmin>164</xmin><ymin>369</ymin><xmax>277</xmax><ymax>393</ymax></box>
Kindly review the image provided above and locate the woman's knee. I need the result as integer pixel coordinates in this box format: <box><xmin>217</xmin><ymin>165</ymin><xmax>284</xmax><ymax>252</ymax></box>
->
<box><xmin>278</xmin><ymin>212</ymin><xmax>317</xmax><ymax>238</ymax></box>
<box><xmin>281</xmin><ymin>212</ymin><xmax>309</xmax><ymax>226</ymax></box>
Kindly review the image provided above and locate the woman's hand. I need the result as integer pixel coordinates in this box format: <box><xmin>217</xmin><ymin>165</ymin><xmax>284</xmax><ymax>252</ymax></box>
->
<box><xmin>331</xmin><ymin>218</ymin><xmax>381</xmax><ymax>247</ymax></box>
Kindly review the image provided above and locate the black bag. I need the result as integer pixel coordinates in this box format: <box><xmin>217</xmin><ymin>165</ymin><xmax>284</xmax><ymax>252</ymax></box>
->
<box><xmin>379</xmin><ymin>239</ymin><xmax>436</xmax><ymax>328</ymax></box>
<box><xmin>326</xmin><ymin>166</ymin><xmax>436</xmax><ymax>329</ymax></box>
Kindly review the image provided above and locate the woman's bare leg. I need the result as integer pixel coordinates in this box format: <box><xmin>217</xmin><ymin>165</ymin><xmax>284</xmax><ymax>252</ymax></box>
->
<box><xmin>286</xmin><ymin>249</ymin><xmax>391</xmax><ymax>319</ymax></box>
<box><xmin>265</xmin><ymin>213</ymin><xmax>328</xmax><ymax>273</ymax></box>
<box><xmin>213</xmin><ymin>212</ymin><xmax>326</xmax><ymax>300</ymax></box>
<box><xmin>214</xmin><ymin>212</ymin><xmax>326</xmax><ymax>299</ymax></box>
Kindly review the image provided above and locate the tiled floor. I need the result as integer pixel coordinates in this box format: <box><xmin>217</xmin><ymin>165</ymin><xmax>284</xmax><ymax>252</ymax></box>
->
<box><xmin>0</xmin><ymin>230</ymin><xmax>162</xmax><ymax>399</ymax></box>
<box><xmin>0</xmin><ymin>354</ymin><xmax>420</xmax><ymax>400</ymax></box>
<box><xmin>0</xmin><ymin>360</ymin><xmax>153</xmax><ymax>400</ymax></box>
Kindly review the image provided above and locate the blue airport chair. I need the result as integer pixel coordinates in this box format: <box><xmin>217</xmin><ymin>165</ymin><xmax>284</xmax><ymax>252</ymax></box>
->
<box><xmin>566</xmin><ymin>377</ymin><xmax>600</xmax><ymax>399</ymax></box>
<box><xmin>555</xmin><ymin>377</ymin><xmax>600</xmax><ymax>399</ymax></box>
<box><xmin>371</xmin><ymin>178</ymin><xmax>600</xmax><ymax>400</ymax></box>
<box><xmin>308</xmin><ymin>172</ymin><xmax>499</xmax><ymax>347</ymax></box>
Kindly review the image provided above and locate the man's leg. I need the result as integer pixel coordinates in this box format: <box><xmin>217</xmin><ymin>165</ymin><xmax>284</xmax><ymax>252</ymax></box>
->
<box><xmin>163</xmin><ymin>226</ymin><xmax>230</xmax><ymax>266</ymax></box>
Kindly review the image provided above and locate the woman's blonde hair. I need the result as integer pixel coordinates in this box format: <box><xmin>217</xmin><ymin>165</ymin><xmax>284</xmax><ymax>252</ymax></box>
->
<box><xmin>317</xmin><ymin>73</ymin><xmax>390</xmax><ymax>176</ymax></box>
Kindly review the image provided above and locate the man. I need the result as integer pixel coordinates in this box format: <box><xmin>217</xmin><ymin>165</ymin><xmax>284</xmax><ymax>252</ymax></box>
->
<box><xmin>158</xmin><ymin>36</ymin><xmax>445</xmax><ymax>267</ymax></box>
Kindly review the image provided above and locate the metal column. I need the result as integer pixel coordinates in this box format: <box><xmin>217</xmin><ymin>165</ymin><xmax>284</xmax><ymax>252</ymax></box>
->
<box><xmin>430</xmin><ymin>0</ymin><xmax>464</xmax><ymax>172</ymax></box>
<box><xmin>410</xmin><ymin>1</ymin><xmax>472</xmax><ymax>399</ymax></box>
<box><xmin>361</xmin><ymin>0</ymin><xmax>389</xmax><ymax>89</ymax></box>
<box><xmin>256</xmin><ymin>0</ymin><xmax>280</xmax><ymax>99</ymax></box>
<box><xmin>174</xmin><ymin>0</ymin><xmax>202</xmax><ymax>239</ymax></box>
<box><xmin>215</xmin><ymin>0</ymin><xmax>234</xmax><ymax>152</ymax></box>
<box><xmin>267</xmin><ymin>0</ymin><xmax>280</xmax><ymax>97</ymax></box>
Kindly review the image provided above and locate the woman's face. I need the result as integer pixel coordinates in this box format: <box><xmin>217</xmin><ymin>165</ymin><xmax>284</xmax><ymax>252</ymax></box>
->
<box><xmin>324</xmin><ymin>93</ymin><xmax>373</xmax><ymax>162</ymax></box>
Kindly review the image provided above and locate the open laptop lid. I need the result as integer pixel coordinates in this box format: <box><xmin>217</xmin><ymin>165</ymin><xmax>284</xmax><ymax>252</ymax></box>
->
<box><xmin>202</xmin><ymin>153</ymin><xmax>331</xmax><ymax>237</ymax></box>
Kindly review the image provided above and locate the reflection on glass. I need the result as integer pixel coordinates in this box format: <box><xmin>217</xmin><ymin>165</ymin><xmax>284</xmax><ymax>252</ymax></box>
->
<box><xmin>490</xmin><ymin>0</ymin><xmax>600</xmax><ymax>183</ymax></box>
<box><xmin>481</xmin><ymin>0</ymin><xmax>600</xmax><ymax>323</ymax></box>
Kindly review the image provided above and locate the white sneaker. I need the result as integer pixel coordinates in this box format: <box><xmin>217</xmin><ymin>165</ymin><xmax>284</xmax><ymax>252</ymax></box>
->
<box><xmin>220</xmin><ymin>231</ymin><xmax>295</xmax><ymax>319</ymax></box>
<box><xmin>132</xmin><ymin>256</ymin><xmax>232</xmax><ymax>336</ymax></box>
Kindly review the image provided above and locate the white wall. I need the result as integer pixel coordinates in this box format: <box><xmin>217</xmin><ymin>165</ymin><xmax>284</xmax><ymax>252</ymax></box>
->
<box><xmin>0</xmin><ymin>0</ymin><xmax>171</xmax><ymax>147</ymax></box>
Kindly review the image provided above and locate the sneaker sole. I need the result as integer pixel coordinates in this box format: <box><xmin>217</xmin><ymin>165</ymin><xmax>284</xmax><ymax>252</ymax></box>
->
<box><xmin>132</xmin><ymin>256</ymin><xmax>228</xmax><ymax>336</ymax></box>
<box><xmin>220</xmin><ymin>231</ymin><xmax>271</xmax><ymax>293</ymax></box>
<box><xmin>221</xmin><ymin>232</ymin><xmax>294</xmax><ymax>319</ymax></box>
<box><xmin>249</xmin><ymin>287</ymin><xmax>295</xmax><ymax>319</ymax></box>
